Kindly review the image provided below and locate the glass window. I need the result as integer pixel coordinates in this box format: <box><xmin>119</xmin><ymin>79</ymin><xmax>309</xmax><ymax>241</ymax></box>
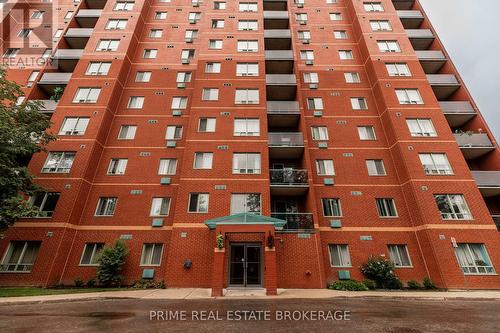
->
<box><xmin>239</xmin><ymin>2</ymin><xmax>257</xmax><ymax>12</ymax></box>
<box><xmin>135</xmin><ymin>71</ymin><xmax>151</xmax><ymax>82</ymax></box>
<box><xmin>198</xmin><ymin>118</ymin><xmax>216</xmax><ymax>132</ymax></box>
<box><xmin>96</xmin><ymin>39</ymin><xmax>120</xmax><ymax>51</ymax></box>
<box><xmin>329</xmin><ymin>13</ymin><xmax>342</xmax><ymax>21</ymax></box>
<box><xmin>214</xmin><ymin>2</ymin><xmax>226</xmax><ymax>9</ymax></box>
<box><xmin>193</xmin><ymin>152</ymin><xmax>213</xmax><ymax>169</ymax></box>
<box><xmin>158</xmin><ymin>159</ymin><xmax>177</xmax><ymax>175</ymax></box>
<box><xmin>357</xmin><ymin>126</ymin><xmax>376</xmax><ymax>140</ymax></box>
<box><xmin>85</xmin><ymin>62</ymin><xmax>111</xmax><ymax>75</ymax></box>
<box><xmin>376</xmin><ymin>198</ymin><xmax>397</xmax><ymax>217</ymax></box>
<box><xmin>303</xmin><ymin>72</ymin><xmax>319</xmax><ymax>83</ymax></box>
<box><xmin>378</xmin><ymin>40</ymin><xmax>401</xmax><ymax>53</ymax></box>
<box><xmin>339</xmin><ymin>50</ymin><xmax>353</xmax><ymax>60</ymax></box>
<box><xmin>188</xmin><ymin>193</ymin><xmax>209</xmax><ymax>213</ymax></box>
<box><xmin>334</xmin><ymin>30</ymin><xmax>347</xmax><ymax>39</ymax></box>
<box><xmin>185</xmin><ymin>29</ymin><xmax>198</xmax><ymax>41</ymax></box>
<box><xmin>455</xmin><ymin>243</ymin><xmax>495</xmax><ymax>275</ymax></box>
<box><xmin>31</xmin><ymin>10</ymin><xmax>44</xmax><ymax>19</ymax></box>
<box><xmin>171</xmin><ymin>97</ymin><xmax>188</xmax><ymax>109</ymax></box>
<box><xmin>234</xmin><ymin>118</ymin><xmax>260</xmax><ymax>136</ymax></box>
<box><xmin>236</xmin><ymin>63</ymin><xmax>259</xmax><ymax>76</ymax></box>
<box><xmin>307</xmin><ymin>98</ymin><xmax>323</xmax><ymax>110</ymax></box>
<box><xmin>364</xmin><ymin>2</ymin><xmax>384</xmax><ymax>12</ymax></box>
<box><xmin>118</xmin><ymin>125</ymin><xmax>137</xmax><ymax>140</ymax></box>
<box><xmin>230</xmin><ymin>193</ymin><xmax>261</xmax><ymax>215</ymax></box>
<box><xmin>0</xmin><ymin>241</ymin><xmax>41</xmax><ymax>272</ymax></box>
<box><xmin>149</xmin><ymin>29</ymin><xmax>163</xmax><ymax>38</ymax></box>
<box><xmin>42</xmin><ymin>152</ymin><xmax>76</xmax><ymax>173</ymax></box>
<box><xmin>329</xmin><ymin>244</ymin><xmax>351</xmax><ymax>267</ymax></box>
<box><xmin>176</xmin><ymin>72</ymin><xmax>192</xmax><ymax>83</ymax></box>
<box><xmin>311</xmin><ymin>126</ymin><xmax>329</xmax><ymax>140</ymax></box>
<box><xmin>235</xmin><ymin>89</ymin><xmax>259</xmax><ymax>104</ymax></box>
<box><xmin>143</xmin><ymin>49</ymin><xmax>158</xmax><ymax>59</ymax></box>
<box><xmin>209</xmin><ymin>39</ymin><xmax>223</xmax><ymax>49</ymax></box>
<box><xmin>233</xmin><ymin>153</ymin><xmax>261</xmax><ymax>174</ymax></box>
<box><xmin>396</xmin><ymin>89</ymin><xmax>423</xmax><ymax>104</ymax></box>
<box><xmin>106</xmin><ymin>19</ymin><xmax>128</xmax><ymax>30</ymax></box>
<box><xmin>59</xmin><ymin>117</ymin><xmax>89</xmax><ymax>135</ymax></box>
<box><xmin>298</xmin><ymin>31</ymin><xmax>311</xmax><ymax>40</ymax></box>
<box><xmin>30</xmin><ymin>192</ymin><xmax>60</xmax><ymax>217</ymax></box>
<box><xmin>165</xmin><ymin>125</ymin><xmax>183</xmax><ymax>140</ymax></box>
<box><xmin>73</xmin><ymin>88</ymin><xmax>101</xmax><ymax>103</ymax></box>
<box><xmin>202</xmin><ymin>88</ymin><xmax>219</xmax><ymax>100</ymax></box>
<box><xmin>388</xmin><ymin>245</ymin><xmax>412</xmax><ymax>267</ymax></box>
<box><xmin>127</xmin><ymin>96</ymin><xmax>144</xmax><ymax>109</ymax></box>
<box><xmin>344</xmin><ymin>72</ymin><xmax>360</xmax><ymax>83</ymax></box>
<box><xmin>419</xmin><ymin>153</ymin><xmax>453</xmax><ymax>175</ymax></box>
<box><xmin>237</xmin><ymin>40</ymin><xmax>258</xmax><ymax>52</ymax></box>
<box><xmin>80</xmin><ymin>243</ymin><xmax>104</xmax><ymax>266</ymax></box>
<box><xmin>140</xmin><ymin>244</ymin><xmax>163</xmax><ymax>266</ymax></box>
<box><xmin>211</xmin><ymin>19</ymin><xmax>225</xmax><ymax>28</ymax></box>
<box><xmin>322</xmin><ymin>198</ymin><xmax>342</xmax><ymax>217</ymax></box>
<box><xmin>434</xmin><ymin>194</ymin><xmax>472</xmax><ymax>220</ymax></box>
<box><xmin>107</xmin><ymin>159</ymin><xmax>128</xmax><ymax>175</ymax></box>
<box><xmin>95</xmin><ymin>197</ymin><xmax>117</xmax><ymax>216</ymax></box>
<box><xmin>366</xmin><ymin>159</ymin><xmax>386</xmax><ymax>176</ymax></box>
<box><xmin>114</xmin><ymin>1</ymin><xmax>134</xmax><ymax>11</ymax></box>
<box><xmin>406</xmin><ymin>118</ymin><xmax>437</xmax><ymax>137</ymax></box>
<box><xmin>296</xmin><ymin>13</ymin><xmax>308</xmax><ymax>22</ymax></box>
<box><xmin>386</xmin><ymin>63</ymin><xmax>411</xmax><ymax>77</ymax></box>
<box><xmin>155</xmin><ymin>12</ymin><xmax>167</xmax><ymax>20</ymax></box>
<box><xmin>300</xmin><ymin>50</ymin><xmax>314</xmax><ymax>60</ymax></box>
<box><xmin>316</xmin><ymin>160</ymin><xmax>335</xmax><ymax>175</ymax></box>
<box><xmin>150</xmin><ymin>198</ymin><xmax>170</xmax><ymax>216</ymax></box>
<box><xmin>238</xmin><ymin>20</ymin><xmax>258</xmax><ymax>31</ymax></box>
<box><xmin>370</xmin><ymin>20</ymin><xmax>392</xmax><ymax>31</ymax></box>
<box><xmin>205</xmin><ymin>62</ymin><xmax>221</xmax><ymax>73</ymax></box>
<box><xmin>350</xmin><ymin>97</ymin><xmax>367</xmax><ymax>110</ymax></box>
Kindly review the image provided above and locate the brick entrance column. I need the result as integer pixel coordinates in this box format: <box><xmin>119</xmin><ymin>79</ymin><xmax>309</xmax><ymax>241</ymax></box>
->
<box><xmin>211</xmin><ymin>247</ymin><xmax>225</xmax><ymax>297</ymax></box>
<box><xmin>265</xmin><ymin>246</ymin><xmax>278</xmax><ymax>295</ymax></box>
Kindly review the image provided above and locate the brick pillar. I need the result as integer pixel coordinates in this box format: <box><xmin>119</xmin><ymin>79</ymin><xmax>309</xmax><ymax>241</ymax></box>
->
<box><xmin>211</xmin><ymin>248</ymin><xmax>225</xmax><ymax>297</ymax></box>
<box><xmin>265</xmin><ymin>247</ymin><xmax>277</xmax><ymax>295</ymax></box>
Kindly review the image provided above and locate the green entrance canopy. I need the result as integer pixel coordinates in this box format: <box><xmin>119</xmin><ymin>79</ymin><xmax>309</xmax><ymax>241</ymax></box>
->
<box><xmin>204</xmin><ymin>213</ymin><xmax>286</xmax><ymax>230</ymax></box>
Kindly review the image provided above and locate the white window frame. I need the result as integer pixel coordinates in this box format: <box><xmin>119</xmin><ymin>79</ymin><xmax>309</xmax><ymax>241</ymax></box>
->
<box><xmin>188</xmin><ymin>193</ymin><xmax>209</xmax><ymax>213</ymax></box>
<box><xmin>118</xmin><ymin>125</ymin><xmax>137</xmax><ymax>140</ymax></box>
<box><xmin>232</xmin><ymin>153</ymin><xmax>261</xmax><ymax>174</ymax></box>
<box><xmin>376</xmin><ymin>198</ymin><xmax>398</xmax><ymax>217</ymax></box>
<box><xmin>419</xmin><ymin>153</ymin><xmax>453</xmax><ymax>175</ymax></box>
<box><xmin>158</xmin><ymin>159</ymin><xmax>177</xmax><ymax>175</ymax></box>
<box><xmin>434</xmin><ymin>194</ymin><xmax>472</xmax><ymax>220</ymax></box>
<box><xmin>140</xmin><ymin>243</ymin><xmax>163</xmax><ymax>266</ymax></box>
<box><xmin>59</xmin><ymin>117</ymin><xmax>90</xmax><ymax>135</ymax></box>
<box><xmin>388</xmin><ymin>245</ymin><xmax>412</xmax><ymax>268</ymax></box>
<box><xmin>94</xmin><ymin>197</ymin><xmax>117</xmax><ymax>216</ymax></box>
<box><xmin>41</xmin><ymin>152</ymin><xmax>75</xmax><ymax>173</ymax></box>
<box><xmin>329</xmin><ymin>244</ymin><xmax>351</xmax><ymax>267</ymax></box>
<box><xmin>107</xmin><ymin>158</ymin><xmax>128</xmax><ymax>175</ymax></box>
<box><xmin>193</xmin><ymin>152</ymin><xmax>213</xmax><ymax>169</ymax></box>
<box><xmin>79</xmin><ymin>243</ymin><xmax>104</xmax><ymax>266</ymax></box>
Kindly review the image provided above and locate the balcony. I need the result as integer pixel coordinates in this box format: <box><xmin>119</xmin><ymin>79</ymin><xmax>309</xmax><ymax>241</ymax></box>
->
<box><xmin>52</xmin><ymin>49</ymin><xmax>83</xmax><ymax>72</ymax></box>
<box><xmin>268</xmin><ymin>132</ymin><xmax>304</xmax><ymax>159</ymax></box>
<box><xmin>406</xmin><ymin>29</ymin><xmax>435</xmax><ymax>50</ymax></box>
<box><xmin>454</xmin><ymin>133</ymin><xmax>495</xmax><ymax>159</ymax></box>
<box><xmin>416</xmin><ymin>50</ymin><xmax>446</xmax><ymax>73</ymax></box>
<box><xmin>472</xmin><ymin>171</ymin><xmax>500</xmax><ymax>197</ymax></box>
<box><xmin>270</xmin><ymin>213</ymin><xmax>314</xmax><ymax>232</ymax></box>
<box><xmin>266</xmin><ymin>74</ymin><xmax>297</xmax><ymax>101</ymax></box>
<box><xmin>264</xmin><ymin>30</ymin><xmax>291</xmax><ymax>50</ymax></box>
<box><xmin>392</xmin><ymin>0</ymin><xmax>415</xmax><ymax>10</ymax></box>
<box><xmin>265</xmin><ymin>50</ymin><xmax>294</xmax><ymax>74</ymax></box>
<box><xmin>492</xmin><ymin>215</ymin><xmax>500</xmax><ymax>231</ymax></box>
<box><xmin>264</xmin><ymin>11</ymin><xmax>289</xmax><ymax>29</ymax></box>
<box><xmin>64</xmin><ymin>28</ymin><xmax>93</xmax><ymax>49</ymax></box>
<box><xmin>439</xmin><ymin>101</ymin><xmax>476</xmax><ymax>128</ymax></box>
<box><xmin>75</xmin><ymin>9</ymin><xmax>102</xmax><ymax>28</ymax></box>
<box><xmin>263</xmin><ymin>0</ymin><xmax>287</xmax><ymax>12</ymax></box>
<box><xmin>397</xmin><ymin>10</ymin><xmax>424</xmax><ymax>29</ymax></box>
<box><xmin>427</xmin><ymin>74</ymin><xmax>461</xmax><ymax>100</ymax></box>
<box><xmin>37</xmin><ymin>72</ymin><xmax>72</xmax><ymax>94</ymax></box>
<box><xmin>270</xmin><ymin>169</ymin><xmax>309</xmax><ymax>195</ymax></box>
<box><xmin>85</xmin><ymin>0</ymin><xmax>107</xmax><ymax>9</ymax></box>
<box><xmin>267</xmin><ymin>101</ymin><xmax>300</xmax><ymax>128</ymax></box>
<box><xmin>32</xmin><ymin>99</ymin><xmax>58</xmax><ymax>114</ymax></box>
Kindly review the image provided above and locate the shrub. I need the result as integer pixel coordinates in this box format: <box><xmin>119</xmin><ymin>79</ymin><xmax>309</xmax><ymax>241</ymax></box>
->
<box><xmin>423</xmin><ymin>276</ymin><xmax>436</xmax><ymax>290</ymax></box>
<box><xmin>132</xmin><ymin>279</ymin><xmax>166</xmax><ymax>289</ymax></box>
<box><xmin>363</xmin><ymin>279</ymin><xmax>376</xmax><ymax>290</ymax></box>
<box><xmin>386</xmin><ymin>277</ymin><xmax>403</xmax><ymax>290</ymax></box>
<box><xmin>407</xmin><ymin>280</ymin><xmax>422</xmax><ymax>290</ymax></box>
<box><xmin>86</xmin><ymin>279</ymin><xmax>96</xmax><ymax>288</ymax></box>
<box><xmin>96</xmin><ymin>239</ymin><xmax>129</xmax><ymax>287</ymax></box>
<box><xmin>360</xmin><ymin>255</ymin><xmax>397</xmax><ymax>288</ymax></box>
<box><xmin>74</xmin><ymin>277</ymin><xmax>85</xmax><ymax>287</ymax></box>
<box><xmin>328</xmin><ymin>280</ymin><xmax>369</xmax><ymax>291</ymax></box>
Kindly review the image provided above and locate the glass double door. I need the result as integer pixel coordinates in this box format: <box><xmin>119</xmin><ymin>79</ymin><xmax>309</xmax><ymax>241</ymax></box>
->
<box><xmin>229</xmin><ymin>244</ymin><xmax>262</xmax><ymax>286</ymax></box>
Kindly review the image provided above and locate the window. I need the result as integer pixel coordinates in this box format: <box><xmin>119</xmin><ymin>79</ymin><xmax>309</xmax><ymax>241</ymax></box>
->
<box><xmin>150</xmin><ymin>198</ymin><xmax>170</xmax><ymax>216</ymax></box>
<box><xmin>185</xmin><ymin>29</ymin><xmax>198</xmax><ymax>41</ymax></box>
<box><xmin>64</xmin><ymin>11</ymin><xmax>74</xmax><ymax>19</ymax></box>
<box><xmin>188</xmin><ymin>12</ymin><xmax>201</xmax><ymax>23</ymax></box>
<box><xmin>31</xmin><ymin>10</ymin><xmax>44</xmax><ymax>19</ymax></box>
<box><xmin>406</xmin><ymin>119</ymin><xmax>437</xmax><ymax>137</ymax></box>
<box><xmin>388</xmin><ymin>245</ymin><xmax>412</xmax><ymax>267</ymax></box>
<box><xmin>140</xmin><ymin>244</ymin><xmax>163</xmax><ymax>266</ymax></box>
<box><xmin>106</xmin><ymin>19</ymin><xmax>128</xmax><ymax>30</ymax></box>
<box><xmin>85</xmin><ymin>62</ymin><xmax>111</xmax><ymax>75</ymax></box>
<box><xmin>344</xmin><ymin>72</ymin><xmax>360</xmax><ymax>83</ymax></box>
<box><xmin>376</xmin><ymin>198</ymin><xmax>397</xmax><ymax>217</ymax></box>
<box><xmin>3</xmin><ymin>48</ymin><xmax>20</xmax><ymax>58</ymax></box>
<box><xmin>396</xmin><ymin>89</ymin><xmax>423</xmax><ymax>104</ymax></box>
<box><xmin>350</xmin><ymin>97</ymin><xmax>368</xmax><ymax>110</ymax></box>
<box><xmin>114</xmin><ymin>1</ymin><xmax>134</xmax><ymax>11</ymax></box>
<box><xmin>357</xmin><ymin>126</ymin><xmax>376</xmax><ymax>140</ymax></box>
<box><xmin>214</xmin><ymin>1</ymin><xmax>226</xmax><ymax>9</ymax></box>
<box><xmin>171</xmin><ymin>97</ymin><xmax>188</xmax><ymax>109</ymax></box>
<box><xmin>30</xmin><ymin>192</ymin><xmax>60</xmax><ymax>217</ymax></box>
<box><xmin>26</xmin><ymin>71</ymin><xmax>39</xmax><ymax>87</ymax></box>
<box><xmin>329</xmin><ymin>13</ymin><xmax>342</xmax><ymax>21</ymax></box>
<box><xmin>165</xmin><ymin>125</ymin><xmax>183</xmax><ymax>140</ymax></box>
<box><xmin>193</xmin><ymin>152</ymin><xmax>213</xmax><ymax>169</ymax></box>
<box><xmin>298</xmin><ymin>31</ymin><xmax>311</xmax><ymax>41</ymax></box>
<box><xmin>233</xmin><ymin>153</ymin><xmax>261</xmax><ymax>174</ymax></box>
<box><xmin>370</xmin><ymin>20</ymin><xmax>392</xmax><ymax>31</ymax></box>
<box><xmin>307</xmin><ymin>98</ymin><xmax>324</xmax><ymax>110</ymax></box>
<box><xmin>364</xmin><ymin>2</ymin><xmax>384</xmax><ymax>12</ymax></box>
<box><xmin>238</xmin><ymin>20</ymin><xmax>258</xmax><ymax>31</ymax></box>
<box><xmin>239</xmin><ymin>2</ymin><xmax>257</xmax><ymax>12</ymax></box>
<box><xmin>107</xmin><ymin>159</ymin><xmax>128</xmax><ymax>175</ymax></box>
<box><xmin>18</xmin><ymin>29</ymin><xmax>32</xmax><ymax>38</ymax></box>
<box><xmin>209</xmin><ymin>39</ymin><xmax>223</xmax><ymax>49</ymax></box>
<box><xmin>334</xmin><ymin>30</ymin><xmax>347</xmax><ymax>39</ymax></box>
<box><xmin>303</xmin><ymin>72</ymin><xmax>319</xmax><ymax>83</ymax></box>
<box><xmin>127</xmin><ymin>96</ymin><xmax>144</xmax><ymax>109</ymax></box>
<box><xmin>235</xmin><ymin>89</ymin><xmax>259</xmax><ymax>104</ymax></box>
<box><xmin>202</xmin><ymin>88</ymin><xmax>219</xmax><ymax>101</ymax></box>
<box><xmin>378</xmin><ymin>40</ymin><xmax>401</xmax><ymax>53</ymax></box>
<box><xmin>95</xmin><ymin>197</ymin><xmax>117</xmax><ymax>216</ymax></box>
<box><xmin>96</xmin><ymin>39</ymin><xmax>119</xmax><ymax>51</ymax></box>
<box><xmin>149</xmin><ymin>29</ymin><xmax>163</xmax><ymax>38</ymax></box>
<box><xmin>0</xmin><ymin>241</ymin><xmax>41</xmax><ymax>272</ymax></box>
<box><xmin>316</xmin><ymin>160</ymin><xmax>335</xmax><ymax>176</ymax></box>
<box><xmin>42</xmin><ymin>152</ymin><xmax>75</xmax><ymax>173</ymax></box>
<box><xmin>322</xmin><ymin>198</ymin><xmax>342</xmax><ymax>217</ymax></box>
<box><xmin>434</xmin><ymin>194</ymin><xmax>472</xmax><ymax>220</ymax></box>
<box><xmin>188</xmin><ymin>193</ymin><xmax>209</xmax><ymax>213</ymax></box>
<box><xmin>311</xmin><ymin>126</ymin><xmax>328</xmax><ymax>140</ymax></box>
<box><xmin>234</xmin><ymin>118</ymin><xmax>260</xmax><ymax>136</ymax></box>
<box><xmin>296</xmin><ymin>13</ymin><xmax>308</xmax><ymax>22</ymax></box>
<box><xmin>300</xmin><ymin>50</ymin><xmax>314</xmax><ymax>60</ymax></box>
<box><xmin>53</xmin><ymin>29</ymin><xmax>64</xmax><ymax>38</ymax></box>
<box><xmin>181</xmin><ymin>49</ymin><xmax>195</xmax><ymax>62</ymax></box>
<box><xmin>155</xmin><ymin>11</ymin><xmax>167</xmax><ymax>20</ymax></box>
<box><xmin>143</xmin><ymin>49</ymin><xmax>158</xmax><ymax>59</ymax></box>
<box><xmin>386</xmin><ymin>63</ymin><xmax>411</xmax><ymax>77</ymax></box>
<box><xmin>339</xmin><ymin>50</ymin><xmax>353</xmax><ymax>60</ymax></box>
<box><xmin>236</xmin><ymin>63</ymin><xmax>259</xmax><ymax>76</ymax></box>
<box><xmin>198</xmin><ymin>118</ymin><xmax>216</xmax><ymax>132</ymax></box>
<box><xmin>177</xmin><ymin>72</ymin><xmax>192</xmax><ymax>83</ymax></box>
<box><xmin>80</xmin><ymin>243</ymin><xmax>104</xmax><ymax>266</ymax></box>
<box><xmin>135</xmin><ymin>71</ymin><xmax>151</xmax><ymax>83</ymax></box>
<box><xmin>59</xmin><ymin>117</ymin><xmax>89</xmax><ymax>135</ymax></box>
<box><xmin>294</xmin><ymin>0</ymin><xmax>305</xmax><ymax>5</ymax></box>
<box><xmin>419</xmin><ymin>153</ymin><xmax>453</xmax><ymax>175</ymax></box>
<box><xmin>41</xmin><ymin>49</ymin><xmax>52</xmax><ymax>59</ymax></box>
<box><xmin>230</xmin><ymin>194</ymin><xmax>261</xmax><ymax>215</ymax></box>
<box><xmin>211</xmin><ymin>19</ymin><xmax>225</xmax><ymax>28</ymax></box>
<box><xmin>455</xmin><ymin>243</ymin><xmax>495</xmax><ymax>275</ymax></box>
<box><xmin>158</xmin><ymin>159</ymin><xmax>177</xmax><ymax>175</ymax></box>
<box><xmin>329</xmin><ymin>245</ymin><xmax>351</xmax><ymax>267</ymax></box>
<box><xmin>237</xmin><ymin>40</ymin><xmax>258</xmax><ymax>52</ymax></box>
<box><xmin>118</xmin><ymin>125</ymin><xmax>137</xmax><ymax>140</ymax></box>
<box><xmin>205</xmin><ymin>62</ymin><xmax>221</xmax><ymax>73</ymax></box>
<box><xmin>366</xmin><ymin>159</ymin><xmax>386</xmax><ymax>176</ymax></box>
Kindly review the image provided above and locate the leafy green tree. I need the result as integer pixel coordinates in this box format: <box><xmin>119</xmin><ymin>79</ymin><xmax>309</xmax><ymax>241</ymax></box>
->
<box><xmin>96</xmin><ymin>240</ymin><xmax>129</xmax><ymax>287</ymax></box>
<box><xmin>0</xmin><ymin>66</ymin><xmax>55</xmax><ymax>233</ymax></box>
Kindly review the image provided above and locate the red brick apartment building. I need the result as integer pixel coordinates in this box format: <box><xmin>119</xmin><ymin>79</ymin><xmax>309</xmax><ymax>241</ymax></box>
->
<box><xmin>1</xmin><ymin>0</ymin><xmax>499</xmax><ymax>295</ymax></box>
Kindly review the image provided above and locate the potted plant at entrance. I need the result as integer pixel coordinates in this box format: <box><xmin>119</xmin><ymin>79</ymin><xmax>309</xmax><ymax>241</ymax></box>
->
<box><xmin>216</xmin><ymin>234</ymin><xmax>224</xmax><ymax>250</ymax></box>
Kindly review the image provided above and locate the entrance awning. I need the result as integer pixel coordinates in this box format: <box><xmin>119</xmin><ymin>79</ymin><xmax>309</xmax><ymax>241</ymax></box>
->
<box><xmin>204</xmin><ymin>213</ymin><xmax>286</xmax><ymax>230</ymax></box>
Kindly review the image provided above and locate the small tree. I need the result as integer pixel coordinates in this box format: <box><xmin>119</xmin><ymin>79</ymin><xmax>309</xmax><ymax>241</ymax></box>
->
<box><xmin>360</xmin><ymin>255</ymin><xmax>398</xmax><ymax>289</ymax></box>
<box><xmin>96</xmin><ymin>240</ymin><xmax>129</xmax><ymax>287</ymax></box>
<box><xmin>50</xmin><ymin>86</ymin><xmax>64</xmax><ymax>101</ymax></box>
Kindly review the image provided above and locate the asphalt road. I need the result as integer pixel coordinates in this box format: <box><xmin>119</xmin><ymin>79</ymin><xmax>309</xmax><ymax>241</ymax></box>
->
<box><xmin>0</xmin><ymin>298</ymin><xmax>498</xmax><ymax>332</ymax></box>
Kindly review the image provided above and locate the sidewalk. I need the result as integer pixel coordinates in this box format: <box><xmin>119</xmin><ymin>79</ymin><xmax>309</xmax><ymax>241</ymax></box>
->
<box><xmin>2</xmin><ymin>288</ymin><xmax>500</xmax><ymax>305</ymax></box>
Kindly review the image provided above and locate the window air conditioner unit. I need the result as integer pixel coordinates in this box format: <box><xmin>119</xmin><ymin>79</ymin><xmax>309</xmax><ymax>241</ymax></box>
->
<box><xmin>302</xmin><ymin>39</ymin><xmax>310</xmax><ymax>44</ymax></box>
<box><xmin>189</xmin><ymin>19</ymin><xmax>197</xmax><ymax>24</ymax></box>
<box><xmin>177</xmin><ymin>82</ymin><xmax>186</xmax><ymax>88</ymax></box>
<box><xmin>185</xmin><ymin>38</ymin><xmax>193</xmax><ymax>43</ymax></box>
<box><xmin>297</xmin><ymin>4</ymin><xmax>304</xmax><ymax>8</ymax></box>
<box><xmin>181</xmin><ymin>58</ymin><xmax>190</xmax><ymax>64</ymax></box>
<box><xmin>305</xmin><ymin>60</ymin><xmax>313</xmax><ymax>65</ymax></box>
<box><xmin>309</xmin><ymin>83</ymin><xmax>318</xmax><ymax>89</ymax></box>
<box><xmin>299</xmin><ymin>21</ymin><xmax>307</xmax><ymax>25</ymax></box>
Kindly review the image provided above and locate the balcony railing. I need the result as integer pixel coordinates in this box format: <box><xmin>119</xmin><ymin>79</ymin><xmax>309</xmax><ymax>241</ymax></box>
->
<box><xmin>267</xmin><ymin>101</ymin><xmax>300</xmax><ymax>114</ymax></box>
<box><xmin>471</xmin><ymin>171</ymin><xmax>500</xmax><ymax>187</ymax></box>
<box><xmin>38</xmin><ymin>72</ymin><xmax>72</xmax><ymax>85</ymax></box>
<box><xmin>271</xmin><ymin>213</ymin><xmax>314</xmax><ymax>232</ymax></box>
<box><xmin>270</xmin><ymin>169</ymin><xmax>308</xmax><ymax>185</ymax></box>
<box><xmin>392</xmin><ymin>0</ymin><xmax>415</xmax><ymax>10</ymax></box>
<box><xmin>415</xmin><ymin>50</ymin><xmax>446</xmax><ymax>74</ymax></box>
<box><xmin>415</xmin><ymin>50</ymin><xmax>446</xmax><ymax>60</ymax></box>
<box><xmin>265</xmin><ymin>50</ymin><xmax>293</xmax><ymax>60</ymax></box>
<box><xmin>264</xmin><ymin>29</ymin><xmax>291</xmax><ymax>38</ymax></box>
<box><xmin>266</xmin><ymin>74</ymin><xmax>297</xmax><ymax>85</ymax></box>
<box><xmin>406</xmin><ymin>29</ymin><xmax>434</xmax><ymax>50</ymax></box>
<box><xmin>53</xmin><ymin>49</ymin><xmax>84</xmax><ymax>60</ymax></box>
<box><xmin>427</xmin><ymin>74</ymin><xmax>459</xmax><ymax>85</ymax></box>
<box><xmin>406</xmin><ymin>29</ymin><xmax>434</xmax><ymax>39</ymax></box>
<box><xmin>454</xmin><ymin>133</ymin><xmax>493</xmax><ymax>148</ymax></box>
<box><xmin>263</xmin><ymin>11</ymin><xmax>289</xmax><ymax>19</ymax></box>
<box><xmin>32</xmin><ymin>100</ymin><xmax>58</xmax><ymax>114</ymax></box>
<box><xmin>439</xmin><ymin>101</ymin><xmax>475</xmax><ymax>114</ymax></box>
<box><xmin>397</xmin><ymin>10</ymin><xmax>423</xmax><ymax>29</ymax></box>
<box><xmin>268</xmin><ymin>133</ymin><xmax>304</xmax><ymax>146</ymax></box>
<box><xmin>65</xmin><ymin>28</ymin><xmax>93</xmax><ymax>38</ymax></box>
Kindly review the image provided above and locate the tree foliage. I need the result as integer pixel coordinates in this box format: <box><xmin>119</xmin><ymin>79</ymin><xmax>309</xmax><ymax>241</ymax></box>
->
<box><xmin>96</xmin><ymin>240</ymin><xmax>129</xmax><ymax>287</ymax></box>
<box><xmin>0</xmin><ymin>66</ymin><xmax>55</xmax><ymax>233</ymax></box>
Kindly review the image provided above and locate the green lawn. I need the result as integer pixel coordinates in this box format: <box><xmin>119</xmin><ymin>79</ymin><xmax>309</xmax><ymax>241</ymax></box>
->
<box><xmin>0</xmin><ymin>287</ymin><xmax>124</xmax><ymax>297</ymax></box>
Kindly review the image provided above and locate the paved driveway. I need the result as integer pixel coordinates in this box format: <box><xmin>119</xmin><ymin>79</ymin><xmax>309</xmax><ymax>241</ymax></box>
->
<box><xmin>0</xmin><ymin>298</ymin><xmax>498</xmax><ymax>332</ymax></box>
